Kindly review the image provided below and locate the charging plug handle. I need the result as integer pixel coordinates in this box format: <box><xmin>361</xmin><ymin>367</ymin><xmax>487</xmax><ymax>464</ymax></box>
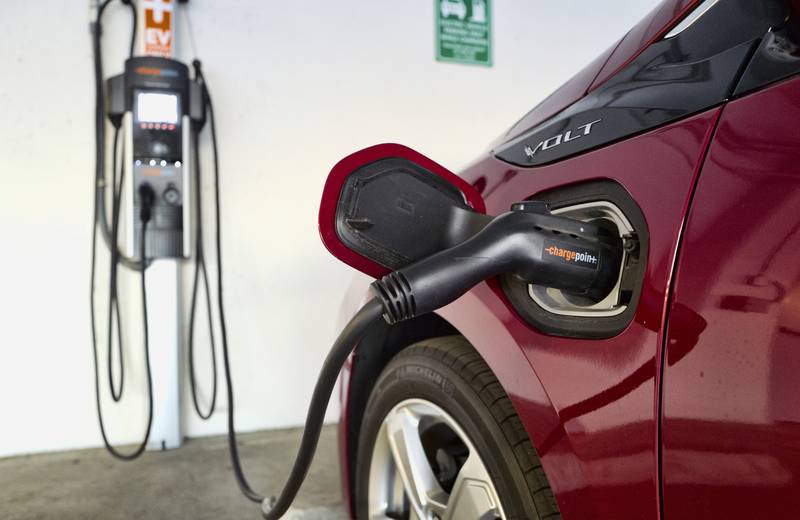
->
<box><xmin>138</xmin><ymin>183</ymin><xmax>156</xmax><ymax>224</ymax></box>
<box><xmin>372</xmin><ymin>207</ymin><xmax>622</xmax><ymax>324</ymax></box>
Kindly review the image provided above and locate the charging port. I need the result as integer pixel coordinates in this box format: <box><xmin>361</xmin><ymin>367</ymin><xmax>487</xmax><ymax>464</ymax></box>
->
<box><xmin>528</xmin><ymin>201</ymin><xmax>636</xmax><ymax>317</ymax></box>
<box><xmin>500</xmin><ymin>180</ymin><xmax>648</xmax><ymax>339</ymax></box>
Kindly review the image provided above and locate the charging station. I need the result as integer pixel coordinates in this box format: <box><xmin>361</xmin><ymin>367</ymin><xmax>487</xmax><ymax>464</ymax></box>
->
<box><xmin>92</xmin><ymin>0</ymin><xmax>206</xmax><ymax>454</ymax></box>
<box><xmin>108</xmin><ymin>0</ymin><xmax>202</xmax><ymax>451</ymax></box>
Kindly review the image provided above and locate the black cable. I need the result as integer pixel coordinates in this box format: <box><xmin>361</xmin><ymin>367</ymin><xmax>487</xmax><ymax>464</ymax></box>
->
<box><xmin>91</xmin><ymin>0</ymin><xmax>111</xmax><ymax>252</ymax></box>
<box><xmin>92</xmin><ymin>0</ymin><xmax>143</xmax><ymax>271</ymax></box>
<box><xmin>90</xmin><ymin>216</ymin><xmax>154</xmax><ymax>461</ymax></box>
<box><xmin>90</xmin><ymin>0</ymin><xmax>153</xmax><ymax>460</ymax></box>
<box><xmin>122</xmin><ymin>0</ymin><xmax>137</xmax><ymax>59</ymax></box>
<box><xmin>192</xmin><ymin>62</ymin><xmax>388</xmax><ymax>516</ymax></box>
<box><xmin>107</xmin><ymin>127</ymin><xmax>125</xmax><ymax>401</ymax></box>
<box><xmin>193</xmin><ymin>63</ymin><xmax>265</xmax><ymax>503</ymax></box>
<box><xmin>187</xmin><ymin>127</ymin><xmax>218</xmax><ymax>420</ymax></box>
<box><xmin>261</xmin><ymin>298</ymin><xmax>384</xmax><ymax>519</ymax></box>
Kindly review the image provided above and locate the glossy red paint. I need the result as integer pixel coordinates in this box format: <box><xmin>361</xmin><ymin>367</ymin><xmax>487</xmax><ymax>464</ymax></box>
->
<box><xmin>589</xmin><ymin>0</ymin><xmax>700</xmax><ymax>92</ymax></box>
<box><xmin>318</xmin><ymin>143</ymin><xmax>486</xmax><ymax>279</ymax></box>
<box><xmin>662</xmin><ymin>76</ymin><xmax>800</xmax><ymax>519</ymax></box>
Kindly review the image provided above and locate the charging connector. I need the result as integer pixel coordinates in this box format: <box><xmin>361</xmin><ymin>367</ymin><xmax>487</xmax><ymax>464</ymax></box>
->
<box><xmin>138</xmin><ymin>183</ymin><xmax>156</xmax><ymax>223</ymax></box>
<box><xmin>372</xmin><ymin>204</ymin><xmax>622</xmax><ymax>324</ymax></box>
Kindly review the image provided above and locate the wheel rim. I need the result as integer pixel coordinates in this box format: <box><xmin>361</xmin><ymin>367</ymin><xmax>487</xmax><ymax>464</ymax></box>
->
<box><xmin>367</xmin><ymin>398</ymin><xmax>506</xmax><ymax>520</ymax></box>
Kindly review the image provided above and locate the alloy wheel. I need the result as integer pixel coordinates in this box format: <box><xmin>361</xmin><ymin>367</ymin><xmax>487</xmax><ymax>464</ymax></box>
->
<box><xmin>367</xmin><ymin>398</ymin><xmax>506</xmax><ymax>520</ymax></box>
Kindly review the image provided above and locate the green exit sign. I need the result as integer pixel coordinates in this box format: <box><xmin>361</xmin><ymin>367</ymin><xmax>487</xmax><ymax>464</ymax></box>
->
<box><xmin>436</xmin><ymin>0</ymin><xmax>492</xmax><ymax>67</ymax></box>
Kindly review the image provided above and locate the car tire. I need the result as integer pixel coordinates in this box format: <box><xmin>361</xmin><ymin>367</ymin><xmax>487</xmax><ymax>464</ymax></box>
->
<box><xmin>355</xmin><ymin>336</ymin><xmax>560</xmax><ymax>520</ymax></box>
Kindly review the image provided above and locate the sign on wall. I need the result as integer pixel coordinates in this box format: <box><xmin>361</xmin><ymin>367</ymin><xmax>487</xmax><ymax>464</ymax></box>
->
<box><xmin>142</xmin><ymin>0</ymin><xmax>174</xmax><ymax>58</ymax></box>
<box><xmin>436</xmin><ymin>0</ymin><xmax>492</xmax><ymax>67</ymax></box>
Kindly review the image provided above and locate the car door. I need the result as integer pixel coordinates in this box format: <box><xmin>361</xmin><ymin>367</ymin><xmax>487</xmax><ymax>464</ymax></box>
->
<box><xmin>661</xmin><ymin>75</ymin><xmax>800</xmax><ymax>518</ymax></box>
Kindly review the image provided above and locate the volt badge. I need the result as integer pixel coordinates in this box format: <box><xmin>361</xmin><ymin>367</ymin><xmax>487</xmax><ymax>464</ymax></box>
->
<box><xmin>524</xmin><ymin>119</ymin><xmax>602</xmax><ymax>160</ymax></box>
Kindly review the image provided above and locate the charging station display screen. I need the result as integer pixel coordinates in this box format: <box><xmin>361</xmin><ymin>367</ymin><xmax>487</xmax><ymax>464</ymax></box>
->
<box><xmin>136</xmin><ymin>92</ymin><xmax>179</xmax><ymax>124</ymax></box>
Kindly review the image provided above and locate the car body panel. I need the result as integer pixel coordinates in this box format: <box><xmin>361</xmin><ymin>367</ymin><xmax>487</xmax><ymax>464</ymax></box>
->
<box><xmin>589</xmin><ymin>0</ymin><xmax>700</xmax><ymax>92</ymax></box>
<box><xmin>662</xmin><ymin>75</ymin><xmax>800</xmax><ymax>519</ymax></box>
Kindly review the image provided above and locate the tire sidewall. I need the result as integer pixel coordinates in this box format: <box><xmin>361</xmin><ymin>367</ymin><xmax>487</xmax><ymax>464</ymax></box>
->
<box><xmin>355</xmin><ymin>345</ymin><xmax>538</xmax><ymax>520</ymax></box>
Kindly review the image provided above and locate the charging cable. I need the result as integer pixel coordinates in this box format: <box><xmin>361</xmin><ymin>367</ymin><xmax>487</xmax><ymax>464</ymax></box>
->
<box><xmin>89</xmin><ymin>0</ymin><xmax>157</xmax><ymax>461</ymax></box>
<box><xmin>185</xmin><ymin>59</ymin><xmax>383</xmax><ymax>517</ymax></box>
<box><xmin>187</xmin><ymin>121</ymin><xmax>218</xmax><ymax>420</ymax></box>
<box><xmin>188</xmin><ymin>59</ymin><xmax>268</xmax><ymax>504</ymax></box>
<box><xmin>90</xmin><ymin>181</ymin><xmax>156</xmax><ymax>460</ymax></box>
<box><xmin>91</xmin><ymin>0</ymin><xmax>142</xmax><ymax>270</ymax></box>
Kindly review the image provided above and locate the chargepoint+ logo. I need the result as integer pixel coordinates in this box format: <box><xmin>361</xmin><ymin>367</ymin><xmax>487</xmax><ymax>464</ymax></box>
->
<box><xmin>544</xmin><ymin>244</ymin><xmax>598</xmax><ymax>267</ymax></box>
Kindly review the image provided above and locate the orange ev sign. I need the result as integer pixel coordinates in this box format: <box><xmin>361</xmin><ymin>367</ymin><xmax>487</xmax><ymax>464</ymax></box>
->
<box><xmin>142</xmin><ymin>0</ymin><xmax>173</xmax><ymax>57</ymax></box>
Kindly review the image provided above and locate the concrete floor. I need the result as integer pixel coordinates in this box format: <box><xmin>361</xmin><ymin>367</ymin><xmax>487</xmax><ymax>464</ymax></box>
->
<box><xmin>0</xmin><ymin>426</ymin><xmax>348</xmax><ymax>520</ymax></box>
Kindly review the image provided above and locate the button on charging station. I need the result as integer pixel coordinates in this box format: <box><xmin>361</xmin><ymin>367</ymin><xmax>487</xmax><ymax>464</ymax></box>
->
<box><xmin>152</xmin><ymin>141</ymin><xmax>170</xmax><ymax>156</ymax></box>
<box><xmin>163</xmin><ymin>184</ymin><xmax>181</xmax><ymax>206</ymax></box>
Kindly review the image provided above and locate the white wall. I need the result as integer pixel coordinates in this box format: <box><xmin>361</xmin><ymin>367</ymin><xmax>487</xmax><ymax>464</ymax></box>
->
<box><xmin>0</xmin><ymin>0</ymin><xmax>659</xmax><ymax>457</ymax></box>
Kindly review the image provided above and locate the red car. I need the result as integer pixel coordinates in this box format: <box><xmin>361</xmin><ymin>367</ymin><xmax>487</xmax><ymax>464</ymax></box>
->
<box><xmin>331</xmin><ymin>0</ymin><xmax>800</xmax><ymax>518</ymax></box>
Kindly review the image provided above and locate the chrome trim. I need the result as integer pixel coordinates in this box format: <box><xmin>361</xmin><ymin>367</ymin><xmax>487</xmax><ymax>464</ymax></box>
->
<box><xmin>664</xmin><ymin>0</ymin><xmax>720</xmax><ymax>39</ymax></box>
